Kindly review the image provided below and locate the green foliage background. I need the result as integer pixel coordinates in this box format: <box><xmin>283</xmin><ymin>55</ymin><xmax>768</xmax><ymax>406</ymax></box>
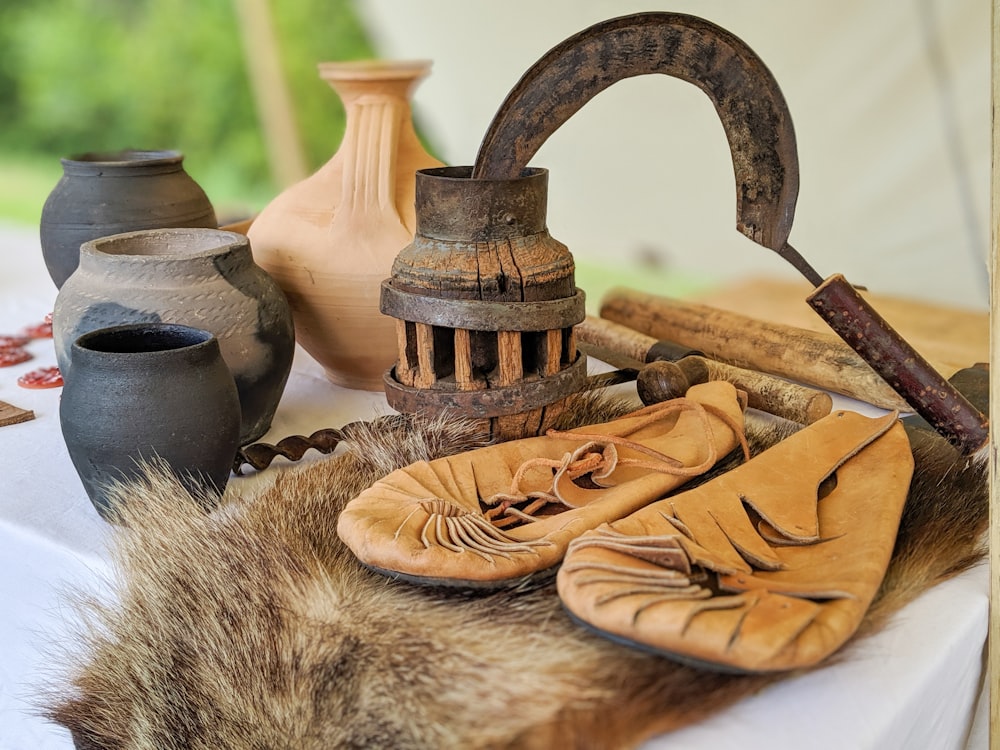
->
<box><xmin>0</xmin><ymin>0</ymin><xmax>376</xmax><ymax>222</ymax></box>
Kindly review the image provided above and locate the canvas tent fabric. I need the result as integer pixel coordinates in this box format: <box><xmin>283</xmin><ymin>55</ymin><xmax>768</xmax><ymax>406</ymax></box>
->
<box><xmin>357</xmin><ymin>0</ymin><xmax>991</xmax><ymax>310</ymax></box>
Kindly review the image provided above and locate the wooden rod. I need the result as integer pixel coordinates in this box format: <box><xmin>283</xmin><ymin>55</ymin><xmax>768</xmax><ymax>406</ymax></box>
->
<box><xmin>394</xmin><ymin>319</ymin><xmax>415</xmax><ymax>387</ymax></box>
<box><xmin>600</xmin><ymin>287</ymin><xmax>911</xmax><ymax>411</ymax></box>
<box><xmin>577</xmin><ymin>315</ymin><xmax>663</xmax><ymax>362</ymax></box>
<box><xmin>580</xmin><ymin>314</ymin><xmax>832</xmax><ymax>423</ymax></box>
<box><xmin>454</xmin><ymin>328</ymin><xmax>477</xmax><ymax>389</ymax></box>
<box><xmin>415</xmin><ymin>322</ymin><xmax>437</xmax><ymax>388</ymax></box>
<box><xmin>544</xmin><ymin>329</ymin><xmax>562</xmax><ymax>375</ymax></box>
<box><xmin>636</xmin><ymin>356</ymin><xmax>832</xmax><ymax>425</ymax></box>
<box><xmin>497</xmin><ymin>330</ymin><xmax>523</xmax><ymax>385</ymax></box>
<box><xmin>232</xmin><ymin>0</ymin><xmax>308</xmax><ymax>188</ymax></box>
<box><xmin>683</xmin><ymin>356</ymin><xmax>832</xmax><ymax>424</ymax></box>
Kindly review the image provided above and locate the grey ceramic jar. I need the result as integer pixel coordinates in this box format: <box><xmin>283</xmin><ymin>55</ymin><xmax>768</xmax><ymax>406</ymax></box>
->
<box><xmin>39</xmin><ymin>149</ymin><xmax>217</xmax><ymax>288</ymax></box>
<box><xmin>52</xmin><ymin>228</ymin><xmax>295</xmax><ymax>444</ymax></box>
<box><xmin>60</xmin><ymin>323</ymin><xmax>241</xmax><ymax>521</ymax></box>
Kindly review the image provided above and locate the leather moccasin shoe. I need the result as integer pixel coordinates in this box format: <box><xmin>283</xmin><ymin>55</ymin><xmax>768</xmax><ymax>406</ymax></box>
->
<box><xmin>556</xmin><ymin>408</ymin><xmax>913</xmax><ymax>672</ymax></box>
<box><xmin>337</xmin><ymin>381</ymin><xmax>748</xmax><ymax>587</ymax></box>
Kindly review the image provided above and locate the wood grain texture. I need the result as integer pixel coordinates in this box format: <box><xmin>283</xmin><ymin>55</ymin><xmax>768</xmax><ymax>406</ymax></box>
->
<box><xmin>544</xmin><ymin>329</ymin><xmax>562</xmax><ymax>376</ymax></box>
<box><xmin>0</xmin><ymin>400</ymin><xmax>34</xmax><ymax>428</ymax></box>
<box><xmin>693</xmin><ymin>277</ymin><xmax>987</xmax><ymax>375</ymax></box>
<box><xmin>453</xmin><ymin>328</ymin><xmax>478</xmax><ymax>389</ymax></box>
<box><xmin>600</xmin><ymin>287</ymin><xmax>912</xmax><ymax>410</ymax></box>
<box><xmin>497</xmin><ymin>331</ymin><xmax>523</xmax><ymax>386</ymax></box>
<box><xmin>680</xmin><ymin>357</ymin><xmax>833</xmax><ymax>425</ymax></box>
<box><xmin>414</xmin><ymin>323</ymin><xmax>436</xmax><ymax>388</ymax></box>
<box><xmin>577</xmin><ymin>315</ymin><xmax>659</xmax><ymax>363</ymax></box>
<box><xmin>394</xmin><ymin>319</ymin><xmax>415</xmax><ymax>387</ymax></box>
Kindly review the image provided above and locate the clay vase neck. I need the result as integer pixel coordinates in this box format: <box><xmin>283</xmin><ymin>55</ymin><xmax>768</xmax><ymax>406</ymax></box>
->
<box><xmin>321</xmin><ymin>62</ymin><xmax>427</xmax><ymax>246</ymax></box>
<box><xmin>249</xmin><ymin>60</ymin><xmax>444</xmax><ymax>391</ymax></box>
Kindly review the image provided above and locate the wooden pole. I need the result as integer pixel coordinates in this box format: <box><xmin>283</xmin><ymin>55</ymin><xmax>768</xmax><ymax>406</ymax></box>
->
<box><xmin>600</xmin><ymin>287</ymin><xmax>912</xmax><ymax>411</ymax></box>
<box><xmin>989</xmin><ymin>0</ymin><xmax>998</xmax><ymax>743</ymax></box>
<box><xmin>232</xmin><ymin>0</ymin><xmax>308</xmax><ymax>188</ymax></box>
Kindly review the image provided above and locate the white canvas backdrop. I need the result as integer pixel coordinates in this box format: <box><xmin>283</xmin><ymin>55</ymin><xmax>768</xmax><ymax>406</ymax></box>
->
<box><xmin>355</xmin><ymin>0</ymin><xmax>991</xmax><ymax>310</ymax></box>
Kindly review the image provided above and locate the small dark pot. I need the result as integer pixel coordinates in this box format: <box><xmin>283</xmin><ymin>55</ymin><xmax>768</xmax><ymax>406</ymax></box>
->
<box><xmin>39</xmin><ymin>149</ymin><xmax>217</xmax><ymax>288</ymax></box>
<box><xmin>59</xmin><ymin>323</ymin><xmax>241</xmax><ymax>522</ymax></box>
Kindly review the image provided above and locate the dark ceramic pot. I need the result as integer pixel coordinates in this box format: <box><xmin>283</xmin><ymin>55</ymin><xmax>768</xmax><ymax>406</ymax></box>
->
<box><xmin>39</xmin><ymin>149</ymin><xmax>217</xmax><ymax>288</ymax></box>
<box><xmin>59</xmin><ymin>323</ymin><xmax>241</xmax><ymax>521</ymax></box>
<box><xmin>52</xmin><ymin>228</ymin><xmax>295</xmax><ymax>444</ymax></box>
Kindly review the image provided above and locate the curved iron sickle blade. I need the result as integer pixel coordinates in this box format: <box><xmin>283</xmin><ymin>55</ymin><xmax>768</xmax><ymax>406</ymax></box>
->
<box><xmin>472</xmin><ymin>11</ymin><xmax>988</xmax><ymax>454</ymax></box>
<box><xmin>473</xmin><ymin>12</ymin><xmax>808</xmax><ymax>272</ymax></box>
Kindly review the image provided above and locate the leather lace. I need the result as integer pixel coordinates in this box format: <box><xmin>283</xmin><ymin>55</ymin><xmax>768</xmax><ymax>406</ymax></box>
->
<box><xmin>483</xmin><ymin>398</ymin><xmax>749</xmax><ymax>529</ymax></box>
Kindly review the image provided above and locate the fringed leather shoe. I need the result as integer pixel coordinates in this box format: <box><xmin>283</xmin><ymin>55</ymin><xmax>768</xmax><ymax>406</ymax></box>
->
<box><xmin>556</xmin><ymin>408</ymin><xmax>913</xmax><ymax>672</ymax></box>
<box><xmin>337</xmin><ymin>381</ymin><xmax>748</xmax><ymax>587</ymax></box>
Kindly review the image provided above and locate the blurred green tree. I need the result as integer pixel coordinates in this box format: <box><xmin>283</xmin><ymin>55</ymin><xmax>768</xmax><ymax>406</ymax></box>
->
<box><xmin>0</xmin><ymin>0</ymin><xmax>376</xmax><ymax>214</ymax></box>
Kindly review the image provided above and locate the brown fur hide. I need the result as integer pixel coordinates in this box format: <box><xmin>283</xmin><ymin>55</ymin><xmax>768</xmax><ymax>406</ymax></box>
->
<box><xmin>43</xmin><ymin>393</ymin><xmax>988</xmax><ymax>750</ymax></box>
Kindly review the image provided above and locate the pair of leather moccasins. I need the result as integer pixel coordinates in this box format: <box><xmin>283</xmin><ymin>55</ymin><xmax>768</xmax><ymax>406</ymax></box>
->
<box><xmin>337</xmin><ymin>381</ymin><xmax>913</xmax><ymax>673</ymax></box>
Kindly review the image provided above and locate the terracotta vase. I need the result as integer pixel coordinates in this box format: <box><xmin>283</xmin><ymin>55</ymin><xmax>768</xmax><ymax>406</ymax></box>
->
<box><xmin>52</xmin><ymin>228</ymin><xmax>295</xmax><ymax>445</ymax></box>
<box><xmin>248</xmin><ymin>60</ymin><xmax>445</xmax><ymax>390</ymax></box>
<box><xmin>60</xmin><ymin>323</ymin><xmax>241</xmax><ymax>521</ymax></box>
<box><xmin>39</xmin><ymin>149</ymin><xmax>217</xmax><ymax>288</ymax></box>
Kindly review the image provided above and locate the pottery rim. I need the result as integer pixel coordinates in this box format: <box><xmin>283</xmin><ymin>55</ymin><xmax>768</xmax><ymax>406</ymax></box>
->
<box><xmin>72</xmin><ymin>322</ymin><xmax>218</xmax><ymax>358</ymax></box>
<box><xmin>317</xmin><ymin>59</ymin><xmax>433</xmax><ymax>82</ymax></box>
<box><xmin>60</xmin><ymin>149</ymin><xmax>185</xmax><ymax>171</ymax></box>
<box><xmin>78</xmin><ymin>227</ymin><xmax>248</xmax><ymax>263</ymax></box>
<box><xmin>416</xmin><ymin>164</ymin><xmax>548</xmax><ymax>184</ymax></box>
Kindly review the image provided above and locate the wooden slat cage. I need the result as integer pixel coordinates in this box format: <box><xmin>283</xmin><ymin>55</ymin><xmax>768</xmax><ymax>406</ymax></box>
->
<box><xmin>380</xmin><ymin>166</ymin><xmax>587</xmax><ymax>441</ymax></box>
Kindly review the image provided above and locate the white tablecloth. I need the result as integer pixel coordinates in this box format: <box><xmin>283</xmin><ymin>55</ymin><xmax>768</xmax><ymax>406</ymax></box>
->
<box><xmin>0</xmin><ymin>222</ymin><xmax>987</xmax><ymax>749</ymax></box>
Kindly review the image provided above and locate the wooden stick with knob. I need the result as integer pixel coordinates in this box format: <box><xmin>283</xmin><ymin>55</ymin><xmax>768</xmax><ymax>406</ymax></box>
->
<box><xmin>577</xmin><ymin>315</ymin><xmax>833</xmax><ymax>424</ymax></box>
<box><xmin>598</xmin><ymin>290</ymin><xmax>913</xmax><ymax>411</ymax></box>
<box><xmin>636</xmin><ymin>358</ymin><xmax>832</xmax><ymax>424</ymax></box>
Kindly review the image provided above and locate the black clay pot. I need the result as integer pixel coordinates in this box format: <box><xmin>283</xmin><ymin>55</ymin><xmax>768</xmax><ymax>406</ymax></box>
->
<box><xmin>59</xmin><ymin>323</ymin><xmax>241</xmax><ymax>521</ymax></box>
<box><xmin>39</xmin><ymin>149</ymin><xmax>217</xmax><ymax>288</ymax></box>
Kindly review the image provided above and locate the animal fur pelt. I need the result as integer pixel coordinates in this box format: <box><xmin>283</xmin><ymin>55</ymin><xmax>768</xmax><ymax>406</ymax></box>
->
<box><xmin>43</xmin><ymin>393</ymin><xmax>988</xmax><ymax>750</ymax></box>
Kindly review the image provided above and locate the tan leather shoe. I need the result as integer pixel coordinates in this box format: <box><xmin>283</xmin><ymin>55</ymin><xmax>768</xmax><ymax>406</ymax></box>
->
<box><xmin>556</xmin><ymin>408</ymin><xmax>913</xmax><ymax>672</ymax></box>
<box><xmin>337</xmin><ymin>381</ymin><xmax>748</xmax><ymax>587</ymax></box>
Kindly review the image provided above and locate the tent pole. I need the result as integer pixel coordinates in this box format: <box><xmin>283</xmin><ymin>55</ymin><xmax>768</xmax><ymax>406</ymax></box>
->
<box><xmin>989</xmin><ymin>0</ymin><xmax>998</xmax><ymax>742</ymax></box>
<box><xmin>232</xmin><ymin>0</ymin><xmax>308</xmax><ymax>189</ymax></box>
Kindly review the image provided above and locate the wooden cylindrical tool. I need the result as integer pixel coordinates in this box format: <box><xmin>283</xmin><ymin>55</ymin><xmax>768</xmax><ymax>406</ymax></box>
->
<box><xmin>599</xmin><ymin>288</ymin><xmax>912</xmax><ymax>411</ymax></box>
<box><xmin>576</xmin><ymin>315</ymin><xmax>700</xmax><ymax>364</ymax></box>
<box><xmin>578</xmin><ymin>316</ymin><xmax>833</xmax><ymax>424</ymax></box>
<box><xmin>637</xmin><ymin>358</ymin><xmax>832</xmax><ymax>424</ymax></box>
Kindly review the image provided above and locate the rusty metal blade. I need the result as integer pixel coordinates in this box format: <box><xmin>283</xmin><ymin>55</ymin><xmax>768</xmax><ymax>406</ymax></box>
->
<box><xmin>472</xmin><ymin>11</ymin><xmax>800</xmax><ymax>254</ymax></box>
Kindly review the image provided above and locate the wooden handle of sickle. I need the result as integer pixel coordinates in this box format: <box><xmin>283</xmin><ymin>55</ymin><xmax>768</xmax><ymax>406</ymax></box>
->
<box><xmin>637</xmin><ymin>357</ymin><xmax>832</xmax><ymax>424</ymax></box>
<box><xmin>808</xmin><ymin>274</ymin><xmax>988</xmax><ymax>454</ymax></box>
<box><xmin>600</xmin><ymin>287</ymin><xmax>912</xmax><ymax>411</ymax></box>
